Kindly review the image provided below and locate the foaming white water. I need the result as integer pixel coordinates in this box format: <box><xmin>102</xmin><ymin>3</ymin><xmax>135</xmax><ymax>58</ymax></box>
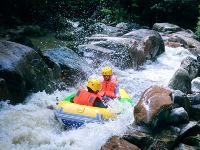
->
<box><xmin>113</xmin><ymin>46</ymin><xmax>194</xmax><ymax>101</ymax></box>
<box><xmin>0</xmin><ymin>46</ymin><xmax>194</xmax><ymax>150</ymax></box>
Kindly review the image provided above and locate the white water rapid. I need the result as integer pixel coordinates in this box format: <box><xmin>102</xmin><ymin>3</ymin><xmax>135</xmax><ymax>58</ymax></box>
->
<box><xmin>0</xmin><ymin>46</ymin><xmax>195</xmax><ymax>150</ymax></box>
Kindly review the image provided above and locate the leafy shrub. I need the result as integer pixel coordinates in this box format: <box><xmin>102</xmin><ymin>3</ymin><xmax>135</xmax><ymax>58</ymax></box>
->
<box><xmin>196</xmin><ymin>17</ymin><xmax>200</xmax><ymax>39</ymax></box>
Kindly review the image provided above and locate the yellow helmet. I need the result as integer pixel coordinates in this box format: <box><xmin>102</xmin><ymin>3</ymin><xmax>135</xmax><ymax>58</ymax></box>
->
<box><xmin>102</xmin><ymin>66</ymin><xmax>112</xmax><ymax>76</ymax></box>
<box><xmin>87</xmin><ymin>79</ymin><xmax>101</xmax><ymax>92</ymax></box>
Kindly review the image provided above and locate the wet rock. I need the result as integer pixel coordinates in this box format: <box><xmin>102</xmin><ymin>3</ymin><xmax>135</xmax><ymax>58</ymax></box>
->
<box><xmin>191</xmin><ymin>77</ymin><xmax>200</xmax><ymax>93</ymax></box>
<box><xmin>168</xmin><ymin>68</ymin><xmax>191</xmax><ymax>93</ymax></box>
<box><xmin>134</xmin><ymin>85</ymin><xmax>172</xmax><ymax>129</ymax></box>
<box><xmin>189</xmin><ymin>104</ymin><xmax>200</xmax><ymax>120</ymax></box>
<box><xmin>152</xmin><ymin>23</ymin><xmax>182</xmax><ymax>33</ymax></box>
<box><xmin>173</xmin><ymin>93</ymin><xmax>200</xmax><ymax>120</ymax></box>
<box><xmin>180</xmin><ymin>56</ymin><xmax>200</xmax><ymax>80</ymax></box>
<box><xmin>0</xmin><ymin>41</ymin><xmax>55</xmax><ymax>103</ymax></box>
<box><xmin>124</xmin><ymin>123</ymin><xmax>179</xmax><ymax>150</ymax></box>
<box><xmin>168</xmin><ymin>56</ymin><xmax>200</xmax><ymax>94</ymax></box>
<box><xmin>123</xmin><ymin>29</ymin><xmax>165</xmax><ymax>65</ymax></box>
<box><xmin>148</xmin><ymin>126</ymin><xmax>179</xmax><ymax>150</ymax></box>
<box><xmin>78</xmin><ymin>37</ymin><xmax>135</xmax><ymax>69</ymax></box>
<box><xmin>178</xmin><ymin>121</ymin><xmax>200</xmax><ymax>140</ymax></box>
<box><xmin>165</xmin><ymin>36</ymin><xmax>187</xmax><ymax>48</ymax></box>
<box><xmin>167</xmin><ymin>107</ymin><xmax>189</xmax><ymax>124</ymax></box>
<box><xmin>174</xmin><ymin>30</ymin><xmax>198</xmax><ymax>40</ymax></box>
<box><xmin>81</xmin><ymin>29</ymin><xmax>164</xmax><ymax>69</ymax></box>
<box><xmin>164</xmin><ymin>41</ymin><xmax>183</xmax><ymax>48</ymax></box>
<box><xmin>187</xmin><ymin>93</ymin><xmax>200</xmax><ymax>105</ymax></box>
<box><xmin>43</xmin><ymin>47</ymin><xmax>90</xmax><ymax>85</ymax></box>
<box><xmin>172</xmin><ymin>90</ymin><xmax>190</xmax><ymax>112</ymax></box>
<box><xmin>101</xmin><ymin>136</ymin><xmax>141</xmax><ymax>150</ymax></box>
<box><xmin>172</xmin><ymin>33</ymin><xmax>200</xmax><ymax>56</ymax></box>
<box><xmin>123</xmin><ymin>124</ymin><xmax>153</xmax><ymax>150</ymax></box>
<box><xmin>174</xmin><ymin>143</ymin><xmax>198</xmax><ymax>150</ymax></box>
<box><xmin>182</xmin><ymin>134</ymin><xmax>200</xmax><ymax>147</ymax></box>
<box><xmin>0</xmin><ymin>78</ymin><xmax>10</xmax><ymax>100</ymax></box>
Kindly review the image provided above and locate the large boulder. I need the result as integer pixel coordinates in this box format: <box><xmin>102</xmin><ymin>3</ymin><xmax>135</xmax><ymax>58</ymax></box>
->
<box><xmin>174</xmin><ymin>30</ymin><xmax>199</xmax><ymax>40</ymax></box>
<box><xmin>123</xmin><ymin>29</ymin><xmax>165</xmax><ymax>68</ymax></box>
<box><xmin>79</xmin><ymin>29</ymin><xmax>164</xmax><ymax>69</ymax></box>
<box><xmin>0</xmin><ymin>40</ymin><xmax>55</xmax><ymax>103</ymax></box>
<box><xmin>78</xmin><ymin>37</ymin><xmax>135</xmax><ymax>68</ymax></box>
<box><xmin>180</xmin><ymin>56</ymin><xmax>200</xmax><ymax>80</ymax></box>
<box><xmin>134</xmin><ymin>86</ymin><xmax>172</xmax><ymax>129</ymax></box>
<box><xmin>171</xmin><ymin>32</ymin><xmax>200</xmax><ymax>55</ymax></box>
<box><xmin>168</xmin><ymin>56</ymin><xmax>200</xmax><ymax>93</ymax></box>
<box><xmin>152</xmin><ymin>23</ymin><xmax>182</xmax><ymax>33</ymax></box>
<box><xmin>42</xmin><ymin>47</ymin><xmax>91</xmax><ymax>85</ymax></box>
<box><xmin>168</xmin><ymin>68</ymin><xmax>191</xmax><ymax>93</ymax></box>
<box><xmin>153</xmin><ymin>23</ymin><xmax>200</xmax><ymax>53</ymax></box>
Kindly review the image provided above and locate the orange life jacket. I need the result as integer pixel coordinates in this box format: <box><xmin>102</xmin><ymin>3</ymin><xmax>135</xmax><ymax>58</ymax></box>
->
<box><xmin>73</xmin><ymin>89</ymin><xmax>102</xmax><ymax>106</ymax></box>
<box><xmin>99</xmin><ymin>77</ymin><xmax>117</xmax><ymax>98</ymax></box>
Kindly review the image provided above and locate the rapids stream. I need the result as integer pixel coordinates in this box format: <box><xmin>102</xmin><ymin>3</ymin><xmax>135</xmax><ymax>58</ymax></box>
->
<box><xmin>0</xmin><ymin>46</ymin><xmax>195</xmax><ymax>150</ymax></box>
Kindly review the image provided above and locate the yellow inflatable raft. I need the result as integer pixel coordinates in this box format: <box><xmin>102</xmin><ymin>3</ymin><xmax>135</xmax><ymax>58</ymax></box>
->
<box><xmin>54</xmin><ymin>88</ymin><xmax>134</xmax><ymax>127</ymax></box>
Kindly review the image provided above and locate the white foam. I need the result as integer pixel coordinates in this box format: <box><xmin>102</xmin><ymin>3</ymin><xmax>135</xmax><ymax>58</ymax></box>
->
<box><xmin>0</xmin><ymin>46</ymin><xmax>194</xmax><ymax>150</ymax></box>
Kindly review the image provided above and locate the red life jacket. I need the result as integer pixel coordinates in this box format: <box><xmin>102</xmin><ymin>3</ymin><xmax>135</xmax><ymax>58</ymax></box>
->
<box><xmin>73</xmin><ymin>89</ymin><xmax>102</xmax><ymax>106</ymax></box>
<box><xmin>99</xmin><ymin>77</ymin><xmax>117</xmax><ymax>98</ymax></box>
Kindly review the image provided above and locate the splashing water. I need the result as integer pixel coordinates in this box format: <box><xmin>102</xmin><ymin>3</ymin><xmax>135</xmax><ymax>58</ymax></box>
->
<box><xmin>0</xmin><ymin>46</ymin><xmax>194</xmax><ymax>150</ymax></box>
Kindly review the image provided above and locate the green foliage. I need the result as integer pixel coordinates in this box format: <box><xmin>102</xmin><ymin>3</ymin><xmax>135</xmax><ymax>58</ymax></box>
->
<box><xmin>0</xmin><ymin>0</ymin><xmax>199</xmax><ymax>31</ymax></box>
<box><xmin>98</xmin><ymin>0</ymin><xmax>140</xmax><ymax>24</ymax></box>
<box><xmin>195</xmin><ymin>5</ymin><xmax>200</xmax><ymax>39</ymax></box>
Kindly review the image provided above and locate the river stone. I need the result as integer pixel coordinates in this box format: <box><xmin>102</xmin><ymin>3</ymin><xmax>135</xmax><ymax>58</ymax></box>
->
<box><xmin>152</xmin><ymin>23</ymin><xmax>182</xmax><ymax>33</ymax></box>
<box><xmin>123</xmin><ymin>124</ymin><xmax>153</xmax><ymax>150</ymax></box>
<box><xmin>0</xmin><ymin>78</ymin><xmax>10</xmax><ymax>100</ymax></box>
<box><xmin>187</xmin><ymin>93</ymin><xmax>200</xmax><ymax>105</ymax></box>
<box><xmin>171</xmin><ymin>33</ymin><xmax>200</xmax><ymax>55</ymax></box>
<box><xmin>78</xmin><ymin>37</ymin><xmax>134</xmax><ymax>69</ymax></box>
<box><xmin>168</xmin><ymin>68</ymin><xmax>191</xmax><ymax>93</ymax></box>
<box><xmin>0</xmin><ymin>40</ymin><xmax>55</xmax><ymax>103</ymax></box>
<box><xmin>134</xmin><ymin>85</ymin><xmax>172</xmax><ymax>129</ymax></box>
<box><xmin>101</xmin><ymin>136</ymin><xmax>141</xmax><ymax>150</ymax></box>
<box><xmin>167</xmin><ymin>107</ymin><xmax>189</xmax><ymax>124</ymax></box>
<box><xmin>80</xmin><ymin>29</ymin><xmax>164</xmax><ymax>69</ymax></box>
<box><xmin>180</xmin><ymin>56</ymin><xmax>200</xmax><ymax>80</ymax></box>
<box><xmin>43</xmin><ymin>47</ymin><xmax>90</xmax><ymax>85</ymax></box>
<box><xmin>174</xmin><ymin>143</ymin><xmax>197</xmax><ymax>150</ymax></box>
<box><xmin>123</xmin><ymin>29</ymin><xmax>165</xmax><ymax>68</ymax></box>
<box><xmin>181</xmin><ymin>134</ymin><xmax>200</xmax><ymax>147</ymax></box>
<box><xmin>124</xmin><ymin>123</ymin><xmax>179</xmax><ymax>150</ymax></box>
<box><xmin>177</xmin><ymin>121</ymin><xmax>200</xmax><ymax>144</ymax></box>
<box><xmin>189</xmin><ymin>104</ymin><xmax>200</xmax><ymax>120</ymax></box>
<box><xmin>191</xmin><ymin>77</ymin><xmax>200</xmax><ymax>93</ymax></box>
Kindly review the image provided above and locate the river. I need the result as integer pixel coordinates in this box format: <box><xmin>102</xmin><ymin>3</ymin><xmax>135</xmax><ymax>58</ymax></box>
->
<box><xmin>0</xmin><ymin>46</ymin><xmax>194</xmax><ymax>150</ymax></box>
